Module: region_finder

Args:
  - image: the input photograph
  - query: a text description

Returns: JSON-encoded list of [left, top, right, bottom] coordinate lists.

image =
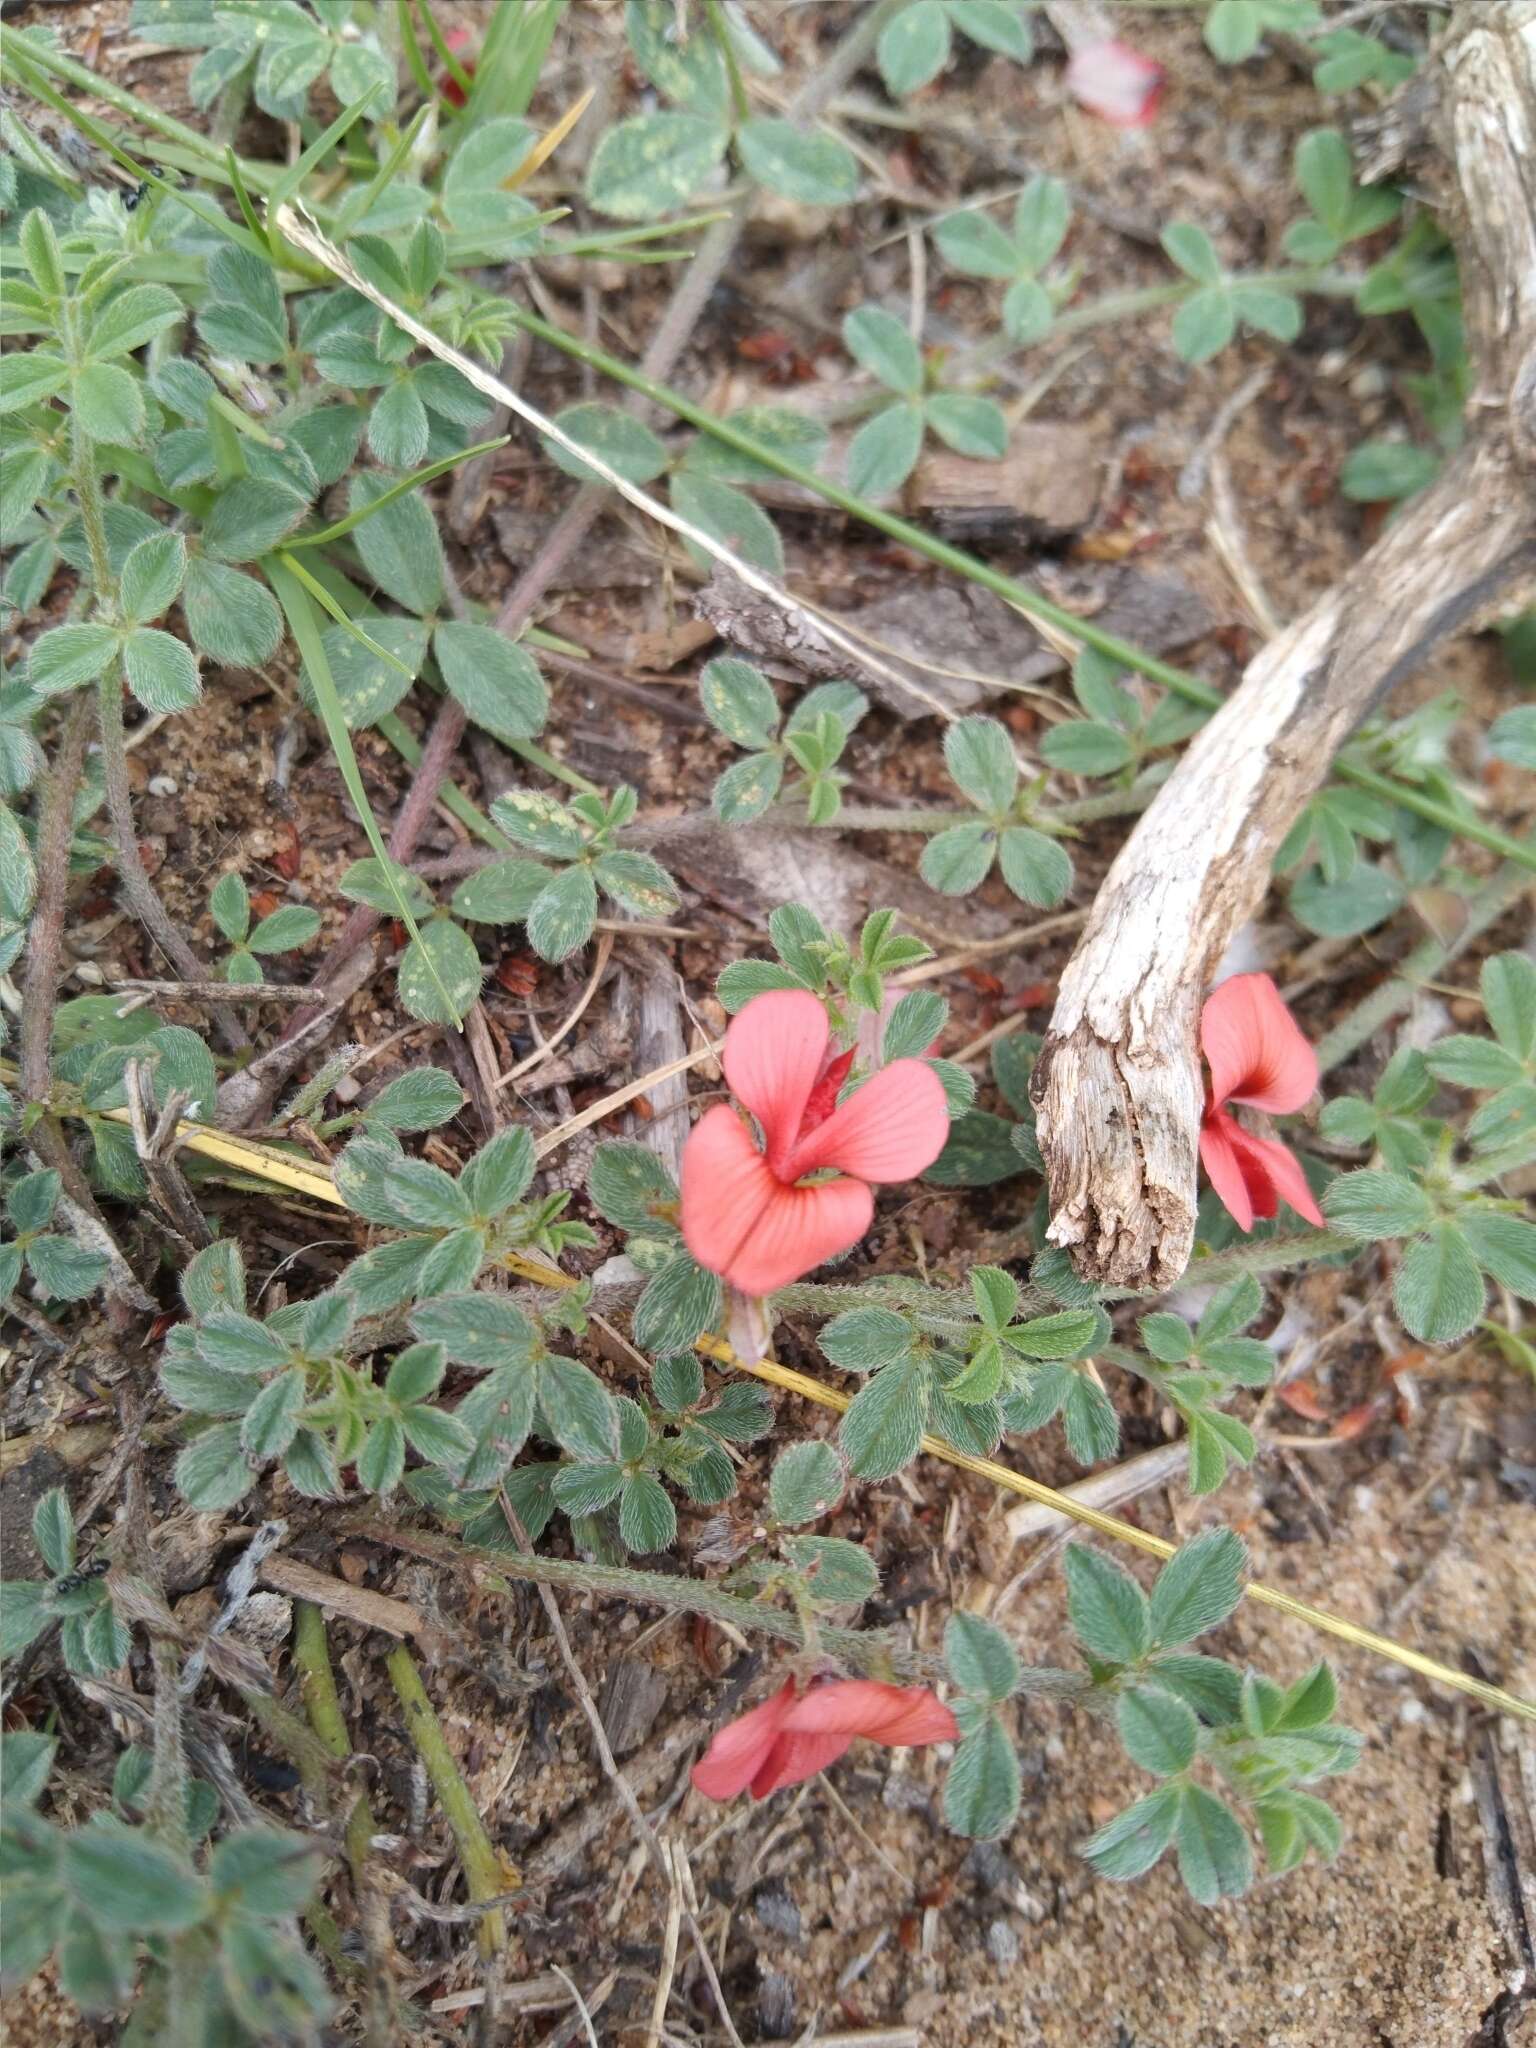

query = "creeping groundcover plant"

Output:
[[2, 0, 1535, 2038]]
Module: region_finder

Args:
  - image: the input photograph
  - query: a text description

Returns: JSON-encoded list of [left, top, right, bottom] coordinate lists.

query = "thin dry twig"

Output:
[[498, 932, 613, 1088], [497, 1495, 747, 2048]]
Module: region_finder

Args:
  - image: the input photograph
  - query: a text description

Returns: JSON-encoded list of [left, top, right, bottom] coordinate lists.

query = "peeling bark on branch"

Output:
[[1033, 2, 1536, 1290]]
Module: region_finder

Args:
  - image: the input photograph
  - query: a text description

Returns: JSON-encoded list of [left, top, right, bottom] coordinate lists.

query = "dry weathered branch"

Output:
[[1034, 1, 1536, 1289]]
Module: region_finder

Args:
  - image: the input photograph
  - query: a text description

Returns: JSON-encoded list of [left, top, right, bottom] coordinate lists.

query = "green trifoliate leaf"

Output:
[[769, 1439, 845, 1526], [397, 917, 483, 1026], [877, 0, 951, 95], [527, 864, 599, 963], [844, 304, 924, 395], [181, 559, 284, 668], [945, 1610, 1020, 1701], [737, 118, 859, 206], [839, 1353, 930, 1480], [943, 1716, 1020, 1840], [671, 472, 784, 576], [542, 401, 670, 486], [27, 624, 118, 695], [1081, 1783, 1181, 1881], [1064, 1543, 1151, 1664], [1393, 1223, 1484, 1343], [1117, 1684, 1199, 1776], [433, 622, 549, 744], [1148, 1527, 1246, 1647], [118, 532, 186, 626], [122, 628, 200, 713], [586, 112, 729, 220], [924, 392, 1007, 460], [998, 826, 1071, 908]]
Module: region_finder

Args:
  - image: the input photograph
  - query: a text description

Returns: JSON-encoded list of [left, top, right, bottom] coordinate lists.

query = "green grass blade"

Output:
[[283, 563, 417, 682], [463, 0, 562, 127], [225, 146, 270, 252], [335, 104, 433, 234], [287, 437, 509, 548], [270, 82, 387, 218], [265, 554, 466, 1026], [412, 0, 474, 99]]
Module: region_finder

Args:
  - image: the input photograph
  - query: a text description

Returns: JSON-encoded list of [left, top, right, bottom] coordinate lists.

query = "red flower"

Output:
[[1065, 41, 1166, 127], [1199, 974, 1324, 1232], [680, 990, 949, 1297], [440, 26, 476, 108], [691, 1677, 957, 1802]]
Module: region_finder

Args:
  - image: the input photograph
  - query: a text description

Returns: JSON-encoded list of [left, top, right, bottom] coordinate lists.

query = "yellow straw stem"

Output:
[[16, 1083, 1529, 1724]]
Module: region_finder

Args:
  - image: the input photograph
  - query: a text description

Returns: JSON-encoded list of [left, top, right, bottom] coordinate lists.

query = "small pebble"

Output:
[[147, 774, 178, 797], [752, 1878, 802, 1943], [966, 1840, 1017, 1893], [1349, 364, 1389, 400], [987, 1918, 1020, 1967], [756, 1969, 795, 2040]]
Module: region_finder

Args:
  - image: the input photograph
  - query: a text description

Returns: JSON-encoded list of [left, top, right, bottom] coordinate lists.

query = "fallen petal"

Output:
[[691, 1680, 798, 1801], [1066, 40, 1165, 127]]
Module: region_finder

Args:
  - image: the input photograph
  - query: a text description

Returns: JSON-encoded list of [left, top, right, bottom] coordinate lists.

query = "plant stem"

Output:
[[358, 1520, 929, 1681], [496, 311, 1536, 877], [69, 421, 248, 1053], [19, 696, 90, 1107], [293, 1601, 378, 1889], [384, 1642, 509, 1958], [961, 267, 1362, 366], [1, 24, 277, 190], [1110, 1229, 1360, 1297], [1315, 859, 1533, 1075]]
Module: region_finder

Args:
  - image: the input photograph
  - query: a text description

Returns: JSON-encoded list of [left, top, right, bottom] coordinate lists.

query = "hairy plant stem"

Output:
[[19, 694, 90, 1105], [384, 1642, 509, 1958], [1314, 860, 1533, 1075], [356, 1519, 932, 1681], [292, 1601, 378, 1890], [68, 423, 248, 1053]]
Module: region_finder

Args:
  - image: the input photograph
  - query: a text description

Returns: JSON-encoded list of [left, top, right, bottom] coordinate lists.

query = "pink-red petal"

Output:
[[721, 990, 830, 1178], [1200, 1110, 1323, 1232], [1235, 1125, 1324, 1228], [690, 1681, 797, 1801], [784, 1059, 950, 1185], [781, 1680, 959, 1747], [1199, 1110, 1259, 1231], [1201, 973, 1318, 1115], [679, 1104, 781, 1283], [719, 1176, 874, 1297], [749, 1730, 853, 1798], [1065, 40, 1165, 127]]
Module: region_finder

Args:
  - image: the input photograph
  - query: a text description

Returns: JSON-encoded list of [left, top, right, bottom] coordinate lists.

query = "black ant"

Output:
[[52, 1558, 111, 1596]]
